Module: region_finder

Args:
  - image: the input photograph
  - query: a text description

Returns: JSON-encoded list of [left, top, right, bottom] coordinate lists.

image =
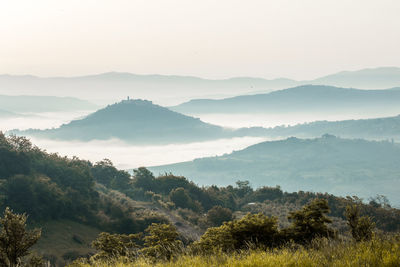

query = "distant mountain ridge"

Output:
[[149, 135, 400, 205], [0, 72, 298, 106], [1, 67, 400, 105], [171, 85, 400, 114]]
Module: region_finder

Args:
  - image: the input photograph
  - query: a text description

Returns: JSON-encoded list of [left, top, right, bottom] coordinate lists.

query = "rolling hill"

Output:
[[171, 85, 400, 114], [149, 135, 400, 205], [11, 99, 234, 143]]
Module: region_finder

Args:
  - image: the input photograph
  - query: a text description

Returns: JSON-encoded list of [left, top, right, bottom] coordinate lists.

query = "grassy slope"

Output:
[[69, 237, 400, 267], [32, 220, 101, 266]]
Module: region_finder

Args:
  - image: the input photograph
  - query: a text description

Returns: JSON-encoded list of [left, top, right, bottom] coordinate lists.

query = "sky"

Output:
[[1, 0, 400, 80]]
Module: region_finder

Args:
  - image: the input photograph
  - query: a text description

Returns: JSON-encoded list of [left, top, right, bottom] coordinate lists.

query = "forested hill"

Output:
[[171, 85, 400, 114], [12, 99, 231, 143], [0, 133, 168, 232], [149, 135, 400, 205]]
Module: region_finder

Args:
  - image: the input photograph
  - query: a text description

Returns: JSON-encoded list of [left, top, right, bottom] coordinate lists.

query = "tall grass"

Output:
[[69, 236, 400, 267]]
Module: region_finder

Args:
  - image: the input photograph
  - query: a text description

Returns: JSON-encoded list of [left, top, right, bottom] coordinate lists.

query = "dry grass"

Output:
[[69, 235, 400, 267]]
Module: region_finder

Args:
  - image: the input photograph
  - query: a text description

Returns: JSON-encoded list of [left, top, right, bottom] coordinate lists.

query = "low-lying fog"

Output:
[[29, 136, 270, 170], [4, 109, 400, 170]]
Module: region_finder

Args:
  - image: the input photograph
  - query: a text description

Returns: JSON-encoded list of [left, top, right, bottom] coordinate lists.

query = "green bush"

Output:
[[0, 207, 42, 267], [193, 213, 279, 253], [286, 199, 335, 244], [91, 232, 141, 260], [140, 223, 183, 261], [345, 204, 375, 241], [206, 206, 233, 227]]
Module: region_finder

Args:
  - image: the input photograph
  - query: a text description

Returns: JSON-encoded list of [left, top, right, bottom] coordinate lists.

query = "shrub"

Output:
[[0, 207, 42, 266], [345, 204, 375, 241], [193, 213, 279, 253], [91, 232, 141, 260], [140, 223, 183, 261], [206, 206, 233, 227], [286, 199, 335, 244]]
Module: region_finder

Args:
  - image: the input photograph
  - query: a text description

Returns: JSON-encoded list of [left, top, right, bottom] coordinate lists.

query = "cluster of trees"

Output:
[[0, 134, 97, 222], [91, 162, 400, 233], [0, 134, 167, 235], [0, 200, 377, 266], [84, 199, 374, 263]]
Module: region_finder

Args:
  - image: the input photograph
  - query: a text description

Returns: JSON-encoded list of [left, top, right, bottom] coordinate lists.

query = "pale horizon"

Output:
[[1, 0, 399, 80]]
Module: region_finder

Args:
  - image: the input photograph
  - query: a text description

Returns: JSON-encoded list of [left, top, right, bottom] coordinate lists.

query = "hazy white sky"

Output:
[[1, 0, 399, 79]]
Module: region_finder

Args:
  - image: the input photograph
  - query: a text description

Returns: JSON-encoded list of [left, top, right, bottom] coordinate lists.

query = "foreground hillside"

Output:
[[149, 135, 400, 205], [1, 133, 399, 265], [0, 134, 170, 265]]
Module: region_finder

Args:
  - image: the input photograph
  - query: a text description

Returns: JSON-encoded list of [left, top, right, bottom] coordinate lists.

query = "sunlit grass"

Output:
[[69, 236, 400, 267]]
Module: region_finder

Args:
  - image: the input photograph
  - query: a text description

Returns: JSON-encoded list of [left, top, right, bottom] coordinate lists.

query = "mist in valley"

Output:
[[28, 136, 270, 170]]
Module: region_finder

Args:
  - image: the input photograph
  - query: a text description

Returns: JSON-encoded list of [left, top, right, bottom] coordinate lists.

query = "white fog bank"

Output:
[[29, 136, 271, 170]]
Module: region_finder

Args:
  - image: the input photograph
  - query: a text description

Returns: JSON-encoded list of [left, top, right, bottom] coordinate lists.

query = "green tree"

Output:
[[0, 207, 41, 267], [91, 232, 141, 260], [140, 223, 182, 261], [206, 206, 233, 226], [131, 167, 155, 191], [235, 180, 253, 198], [91, 159, 131, 190], [287, 199, 335, 244], [169, 187, 202, 211], [345, 205, 375, 242], [169, 187, 190, 208]]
